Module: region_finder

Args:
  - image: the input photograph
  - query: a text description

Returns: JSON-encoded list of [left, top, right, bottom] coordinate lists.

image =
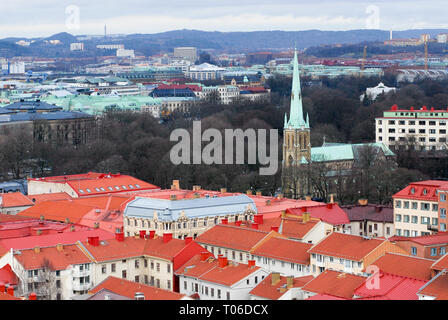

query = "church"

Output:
[[281, 50, 396, 200]]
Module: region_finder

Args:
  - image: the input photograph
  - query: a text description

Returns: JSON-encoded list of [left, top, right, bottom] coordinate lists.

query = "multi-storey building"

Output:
[[392, 180, 443, 236], [376, 105, 448, 151]]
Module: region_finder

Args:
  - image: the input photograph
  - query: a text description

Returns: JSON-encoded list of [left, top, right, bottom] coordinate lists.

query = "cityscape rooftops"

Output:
[[368, 253, 434, 281], [417, 270, 448, 300], [0, 192, 34, 208], [286, 203, 350, 226], [392, 180, 446, 201], [249, 274, 314, 300], [250, 237, 312, 265], [341, 204, 393, 223]]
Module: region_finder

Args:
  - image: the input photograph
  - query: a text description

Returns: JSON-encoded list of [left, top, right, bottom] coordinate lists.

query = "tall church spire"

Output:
[[285, 49, 308, 129]]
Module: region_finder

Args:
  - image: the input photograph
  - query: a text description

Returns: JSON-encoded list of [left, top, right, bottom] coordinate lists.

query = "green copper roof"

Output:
[[284, 50, 309, 130], [310, 142, 395, 162]]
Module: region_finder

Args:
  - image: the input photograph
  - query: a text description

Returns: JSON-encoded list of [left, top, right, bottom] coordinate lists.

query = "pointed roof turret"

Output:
[[284, 49, 308, 129]]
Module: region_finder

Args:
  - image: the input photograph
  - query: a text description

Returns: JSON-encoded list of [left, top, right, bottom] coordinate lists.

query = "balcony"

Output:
[[72, 268, 90, 278], [72, 281, 92, 292]]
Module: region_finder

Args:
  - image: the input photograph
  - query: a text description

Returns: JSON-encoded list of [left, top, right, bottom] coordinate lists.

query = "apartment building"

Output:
[[376, 105, 448, 151], [392, 180, 443, 237], [123, 194, 257, 239], [308, 232, 407, 276], [199, 85, 240, 104], [175, 253, 269, 300]]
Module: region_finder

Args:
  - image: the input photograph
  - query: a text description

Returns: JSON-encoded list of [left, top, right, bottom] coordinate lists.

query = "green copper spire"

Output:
[[285, 49, 308, 129]]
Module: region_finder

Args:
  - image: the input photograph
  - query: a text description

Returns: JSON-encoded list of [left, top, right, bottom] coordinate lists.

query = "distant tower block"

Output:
[[390, 30, 393, 40], [104, 24, 107, 38]]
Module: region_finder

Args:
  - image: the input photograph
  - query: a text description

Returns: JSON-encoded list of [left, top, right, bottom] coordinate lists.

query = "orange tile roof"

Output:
[[309, 232, 385, 261], [19, 201, 94, 224], [0, 214, 35, 223], [250, 237, 312, 265], [432, 254, 448, 271], [89, 276, 185, 300], [280, 217, 319, 239], [26, 192, 72, 204], [249, 274, 314, 300], [228, 217, 282, 233], [0, 192, 34, 208], [369, 253, 434, 281], [418, 271, 448, 300], [0, 292, 22, 300], [195, 225, 270, 252], [176, 254, 262, 287], [301, 270, 366, 299], [14, 244, 91, 270]]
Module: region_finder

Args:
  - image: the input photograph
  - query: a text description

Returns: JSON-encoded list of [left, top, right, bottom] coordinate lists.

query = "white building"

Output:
[[376, 105, 448, 151], [96, 44, 125, 50], [70, 43, 84, 51], [176, 253, 269, 300], [173, 47, 198, 63], [360, 82, 396, 101], [199, 85, 240, 104], [185, 63, 227, 81], [437, 34, 448, 43], [116, 49, 135, 58]]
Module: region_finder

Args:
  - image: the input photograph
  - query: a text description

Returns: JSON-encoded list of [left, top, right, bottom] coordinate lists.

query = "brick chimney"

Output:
[[358, 199, 368, 206], [139, 230, 146, 239], [56, 244, 64, 252], [252, 223, 259, 230], [0, 282, 5, 293], [220, 188, 227, 194], [115, 232, 124, 241], [305, 195, 311, 201], [163, 233, 172, 243], [246, 190, 252, 196], [88, 236, 100, 246], [221, 218, 228, 225], [149, 230, 156, 239], [271, 272, 280, 286], [253, 214, 264, 225], [171, 180, 180, 190], [170, 194, 177, 201], [34, 247, 40, 253], [6, 286, 14, 296], [302, 212, 310, 223], [200, 252, 210, 261], [256, 191, 262, 196], [218, 256, 228, 268], [248, 260, 255, 268], [29, 292, 37, 300], [286, 276, 294, 289]]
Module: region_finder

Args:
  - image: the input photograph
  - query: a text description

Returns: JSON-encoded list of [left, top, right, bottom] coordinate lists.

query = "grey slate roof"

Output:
[[124, 194, 257, 221]]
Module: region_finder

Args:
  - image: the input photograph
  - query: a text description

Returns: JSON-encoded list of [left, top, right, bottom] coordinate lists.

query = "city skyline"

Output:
[[1, 0, 447, 38]]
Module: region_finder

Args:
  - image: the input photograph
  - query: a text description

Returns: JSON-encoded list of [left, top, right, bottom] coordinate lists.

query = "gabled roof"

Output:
[[195, 225, 270, 252], [431, 253, 448, 271], [250, 237, 312, 265], [341, 204, 393, 223], [279, 217, 320, 239], [19, 201, 95, 224], [308, 232, 385, 261], [417, 270, 448, 300], [0, 192, 34, 208], [249, 274, 313, 300], [26, 192, 72, 204], [286, 203, 350, 226], [89, 276, 186, 300], [0, 264, 18, 286], [392, 180, 445, 201], [368, 253, 434, 281], [175, 254, 261, 287], [14, 244, 91, 270], [301, 270, 366, 299]]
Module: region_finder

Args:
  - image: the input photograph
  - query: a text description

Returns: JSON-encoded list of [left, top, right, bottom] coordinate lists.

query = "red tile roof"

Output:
[[249, 274, 313, 300], [175, 254, 262, 287], [280, 217, 319, 240], [0, 214, 35, 223], [431, 253, 448, 271], [286, 203, 350, 225], [353, 272, 427, 300], [309, 232, 385, 261], [195, 225, 271, 252], [26, 192, 72, 204], [250, 237, 312, 265], [14, 244, 91, 270], [369, 253, 434, 280], [89, 276, 186, 300], [392, 180, 446, 201], [402, 232, 448, 246], [301, 270, 366, 299], [0, 192, 33, 208], [19, 201, 95, 224], [0, 292, 22, 300], [306, 293, 348, 300], [0, 264, 18, 286], [417, 271, 448, 300]]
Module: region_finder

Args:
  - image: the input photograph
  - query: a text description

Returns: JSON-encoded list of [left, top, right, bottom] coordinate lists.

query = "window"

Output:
[[135, 260, 140, 269], [404, 201, 410, 209], [411, 216, 418, 224], [156, 279, 160, 288], [226, 292, 230, 300], [156, 263, 160, 272], [431, 248, 438, 256], [441, 223, 447, 232], [441, 194, 447, 202], [421, 203, 430, 211], [184, 281, 187, 291], [111, 263, 116, 272], [433, 204, 438, 211], [396, 229, 402, 236], [167, 264, 171, 273], [135, 275, 139, 283], [395, 214, 402, 222], [404, 230, 410, 237], [167, 280, 171, 290], [441, 247, 446, 255], [411, 247, 417, 255], [432, 218, 439, 226], [421, 217, 430, 225], [122, 270, 127, 279], [395, 200, 401, 208], [403, 215, 410, 223], [101, 265, 106, 274], [412, 202, 418, 210]]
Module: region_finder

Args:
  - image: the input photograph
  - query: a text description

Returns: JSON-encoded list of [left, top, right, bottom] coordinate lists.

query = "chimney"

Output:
[[29, 292, 37, 300], [277, 193, 283, 199], [246, 190, 252, 196], [200, 252, 210, 261], [70, 225, 75, 232], [220, 188, 227, 194], [56, 244, 64, 252], [193, 192, 200, 199], [271, 272, 280, 286], [134, 292, 145, 300], [172, 180, 180, 190], [185, 236, 193, 245], [301, 207, 307, 212], [235, 221, 242, 227], [221, 218, 228, 225], [252, 222, 259, 230], [139, 230, 146, 239], [248, 260, 255, 268], [253, 214, 264, 225], [193, 185, 201, 191], [326, 203, 333, 209], [115, 232, 124, 241], [34, 247, 40, 254], [149, 230, 156, 239], [266, 199, 271, 206], [271, 226, 279, 232], [170, 194, 177, 201], [163, 233, 172, 243], [375, 206, 382, 213], [0, 282, 5, 293], [286, 276, 294, 289], [305, 195, 311, 201], [218, 256, 228, 268], [256, 191, 262, 196], [330, 194, 335, 204], [6, 286, 14, 296], [358, 199, 368, 206], [302, 212, 310, 223], [88, 236, 100, 246]]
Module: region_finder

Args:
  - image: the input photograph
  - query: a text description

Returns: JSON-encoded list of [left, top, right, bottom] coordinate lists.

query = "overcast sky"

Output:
[[1, 0, 447, 38]]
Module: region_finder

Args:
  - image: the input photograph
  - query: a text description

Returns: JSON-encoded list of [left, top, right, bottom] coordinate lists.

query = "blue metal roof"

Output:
[[124, 194, 257, 221]]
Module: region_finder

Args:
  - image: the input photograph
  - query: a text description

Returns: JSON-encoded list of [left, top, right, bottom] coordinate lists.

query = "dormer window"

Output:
[[410, 187, 415, 194], [423, 189, 427, 195]]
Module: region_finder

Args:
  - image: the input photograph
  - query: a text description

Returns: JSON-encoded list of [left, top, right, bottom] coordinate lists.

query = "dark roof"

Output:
[[341, 204, 393, 223], [0, 110, 93, 123], [150, 88, 196, 97], [4, 100, 62, 111]]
